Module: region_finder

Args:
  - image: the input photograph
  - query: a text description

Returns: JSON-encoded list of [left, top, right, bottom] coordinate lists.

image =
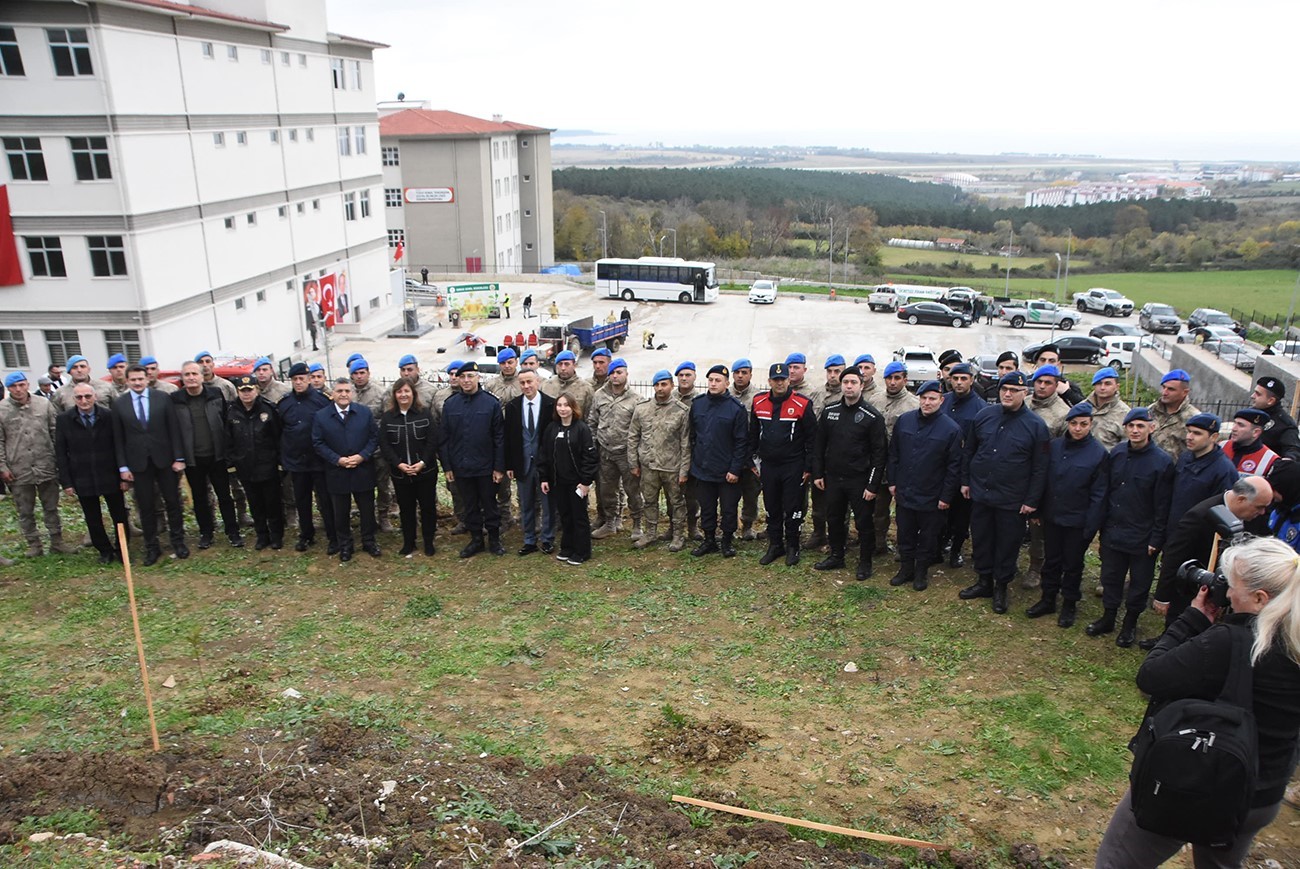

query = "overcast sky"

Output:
[[326, 0, 1297, 163]]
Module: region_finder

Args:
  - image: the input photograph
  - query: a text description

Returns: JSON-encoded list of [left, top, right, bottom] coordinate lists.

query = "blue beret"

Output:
[[652, 369, 673, 384], [883, 361, 907, 378], [399, 354, 418, 367], [1033, 364, 1061, 381], [1092, 367, 1119, 384], [675, 361, 695, 375], [824, 354, 846, 368], [1066, 401, 1094, 420], [192, 351, 212, 363], [1123, 407, 1152, 424], [520, 349, 538, 361], [4, 371, 27, 387], [590, 347, 611, 359], [1235, 408, 1270, 426], [732, 358, 752, 372], [106, 353, 126, 368], [347, 358, 368, 374], [608, 358, 627, 373], [853, 353, 875, 366], [949, 362, 973, 376], [1161, 369, 1190, 384], [447, 359, 465, 373], [346, 353, 364, 366], [999, 371, 1029, 388], [916, 380, 942, 396], [785, 352, 806, 366], [308, 362, 324, 373], [1186, 412, 1220, 432], [66, 355, 88, 368], [495, 348, 517, 364], [254, 356, 273, 370], [555, 350, 576, 363], [139, 356, 157, 366]]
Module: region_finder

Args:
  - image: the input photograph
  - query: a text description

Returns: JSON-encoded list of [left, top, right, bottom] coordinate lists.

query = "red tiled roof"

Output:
[[113, 0, 288, 31], [327, 31, 389, 49], [379, 109, 548, 138]]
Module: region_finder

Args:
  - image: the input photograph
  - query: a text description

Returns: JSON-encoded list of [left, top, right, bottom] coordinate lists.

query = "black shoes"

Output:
[[97, 551, 114, 565], [517, 543, 539, 556], [294, 537, 313, 552], [488, 538, 506, 556], [1026, 595, 1057, 619], [255, 536, 270, 551], [1116, 609, 1141, 648], [785, 546, 801, 567], [958, 578, 993, 599], [813, 553, 845, 571], [197, 535, 213, 550], [948, 548, 964, 568], [758, 543, 785, 566], [363, 543, 382, 558], [339, 548, 353, 563], [143, 547, 162, 566], [540, 542, 554, 554], [228, 534, 244, 548], [1058, 600, 1078, 628], [691, 537, 719, 557], [889, 562, 914, 587], [326, 541, 341, 556], [460, 537, 485, 559], [991, 584, 1008, 614], [270, 539, 283, 550], [424, 542, 436, 556], [1086, 608, 1117, 637], [399, 544, 416, 557], [855, 559, 873, 581], [912, 566, 929, 592], [1137, 636, 1158, 651], [720, 534, 736, 558], [174, 544, 190, 560]]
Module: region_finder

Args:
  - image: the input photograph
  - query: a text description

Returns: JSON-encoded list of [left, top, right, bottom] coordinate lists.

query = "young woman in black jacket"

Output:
[[378, 378, 440, 556], [1095, 535, 1300, 867], [538, 394, 599, 565]]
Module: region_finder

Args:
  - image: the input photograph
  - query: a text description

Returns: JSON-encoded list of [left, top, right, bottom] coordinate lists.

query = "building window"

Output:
[[524, 208, 532, 217], [201, 41, 213, 59], [255, 289, 266, 303], [298, 53, 307, 67], [287, 128, 297, 143], [384, 188, 403, 208], [48, 28, 93, 77], [69, 136, 111, 180], [350, 59, 362, 89], [24, 237, 66, 278], [234, 297, 245, 311], [493, 141, 499, 161], [360, 190, 371, 218], [496, 216, 502, 234], [337, 126, 351, 156], [260, 48, 271, 64], [0, 330, 29, 368], [103, 330, 140, 361], [269, 129, 279, 144], [236, 130, 247, 146], [523, 174, 531, 182], [226, 44, 238, 61], [295, 202, 305, 215], [87, 235, 127, 277], [285, 280, 294, 292], [3, 137, 47, 181], [520, 139, 528, 148], [331, 57, 344, 89], [525, 242, 533, 251], [0, 27, 25, 76], [505, 213, 511, 231], [277, 205, 287, 218], [223, 216, 235, 230], [494, 180, 500, 198], [343, 192, 356, 221], [504, 177, 511, 196], [387, 229, 404, 248], [246, 212, 256, 225], [280, 50, 289, 66], [305, 127, 314, 142], [354, 125, 366, 154], [44, 330, 80, 366], [213, 132, 225, 146], [369, 296, 380, 310], [381, 146, 399, 166], [312, 199, 320, 211]]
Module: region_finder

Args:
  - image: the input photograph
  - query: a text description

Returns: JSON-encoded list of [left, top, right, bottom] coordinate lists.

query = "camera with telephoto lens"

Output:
[[1176, 560, 1230, 609]]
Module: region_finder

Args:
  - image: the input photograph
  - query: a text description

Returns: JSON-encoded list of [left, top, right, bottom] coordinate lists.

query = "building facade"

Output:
[[0, 0, 387, 375], [377, 107, 554, 275]]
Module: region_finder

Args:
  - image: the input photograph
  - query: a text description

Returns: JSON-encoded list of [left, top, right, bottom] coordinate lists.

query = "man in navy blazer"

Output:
[[112, 365, 189, 566], [312, 377, 380, 561]]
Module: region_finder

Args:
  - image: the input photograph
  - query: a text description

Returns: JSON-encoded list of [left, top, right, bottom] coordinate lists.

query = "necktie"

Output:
[[527, 399, 535, 435], [82, 413, 93, 428], [135, 393, 146, 424]]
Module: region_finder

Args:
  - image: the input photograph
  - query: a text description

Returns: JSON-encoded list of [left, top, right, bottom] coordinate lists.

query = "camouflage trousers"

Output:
[[597, 451, 643, 528], [639, 470, 684, 539], [12, 478, 63, 542]]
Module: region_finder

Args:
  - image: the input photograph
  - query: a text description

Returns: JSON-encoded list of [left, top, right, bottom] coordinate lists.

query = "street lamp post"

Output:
[[828, 216, 834, 290], [666, 228, 677, 258], [659, 235, 667, 256], [598, 210, 608, 259], [1051, 252, 1063, 341], [1003, 225, 1014, 296]]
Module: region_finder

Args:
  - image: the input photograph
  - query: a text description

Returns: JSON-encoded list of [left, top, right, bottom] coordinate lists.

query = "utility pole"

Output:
[[1003, 224, 1014, 296], [598, 210, 608, 259], [828, 216, 834, 290]]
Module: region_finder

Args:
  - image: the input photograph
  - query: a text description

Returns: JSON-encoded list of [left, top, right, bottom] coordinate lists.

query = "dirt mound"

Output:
[[645, 714, 763, 767]]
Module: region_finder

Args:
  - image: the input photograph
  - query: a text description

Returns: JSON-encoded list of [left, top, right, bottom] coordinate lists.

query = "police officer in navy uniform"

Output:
[[958, 370, 1051, 613], [940, 362, 984, 566], [811, 367, 887, 580], [1252, 376, 1300, 460], [688, 364, 749, 558], [749, 362, 816, 567], [1166, 412, 1239, 532], [888, 380, 962, 591]]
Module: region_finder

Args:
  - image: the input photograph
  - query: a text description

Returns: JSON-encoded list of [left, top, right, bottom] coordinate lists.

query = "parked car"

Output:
[[1073, 287, 1134, 317], [1139, 302, 1181, 334], [747, 279, 778, 304], [999, 298, 1076, 330], [896, 301, 972, 328], [1268, 339, 1300, 358], [1021, 335, 1107, 365], [1202, 341, 1258, 372], [1097, 335, 1157, 370], [967, 354, 1004, 395], [892, 345, 940, 386], [1089, 323, 1145, 340], [1187, 308, 1238, 330], [1177, 326, 1244, 345]]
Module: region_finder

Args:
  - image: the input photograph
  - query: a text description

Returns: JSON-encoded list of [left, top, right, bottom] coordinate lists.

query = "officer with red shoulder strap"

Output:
[[1222, 408, 1280, 476], [749, 362, 816, 567]]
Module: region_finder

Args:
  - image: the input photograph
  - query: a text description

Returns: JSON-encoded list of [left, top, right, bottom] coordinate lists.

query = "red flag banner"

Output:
[[393, 241, 404, 262], [0, 185, 24, 287], [319, 272, 337, 329]]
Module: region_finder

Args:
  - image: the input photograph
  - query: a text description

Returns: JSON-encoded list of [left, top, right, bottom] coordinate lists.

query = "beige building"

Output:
[[377, 106, 554, 274]]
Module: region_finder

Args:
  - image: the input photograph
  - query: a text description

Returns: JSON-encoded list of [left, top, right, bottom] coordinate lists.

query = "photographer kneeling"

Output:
[[1096, 535, 1300, 868]]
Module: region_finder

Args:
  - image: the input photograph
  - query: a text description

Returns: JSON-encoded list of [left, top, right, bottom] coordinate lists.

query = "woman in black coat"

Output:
[[538, 394, 599, 565], [378, 377, 440, 556]]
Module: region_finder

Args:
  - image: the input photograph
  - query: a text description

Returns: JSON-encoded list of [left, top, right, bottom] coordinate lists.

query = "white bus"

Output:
[[595, 257, 719, 303]]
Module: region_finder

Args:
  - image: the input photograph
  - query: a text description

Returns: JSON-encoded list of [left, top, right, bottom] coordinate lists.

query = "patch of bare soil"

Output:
[[645, 714, 762, 768]]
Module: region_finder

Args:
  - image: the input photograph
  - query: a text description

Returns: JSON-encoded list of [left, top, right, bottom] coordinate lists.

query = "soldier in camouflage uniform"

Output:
[[0, 372, 75, 557], [729, 359, 761, 539], [53, 354, 114, 412], [1023, 365, 1071, 589], [588, 348, 611, 393], [1147, 369, 1199, 462], [590, 358, 645, 541], [398, 353, 440, 414], [542, 350, 596, 418], [254, 357, 290, 405], [142, 356, 178, 394], [106, 353, 130, 399], [349, 357, 395, 533], [629, 369, 691, 551], [856, 353, 882, 410], [309, 362, 332, 398], [196, 351, 237, 402], [672, 361, 701, 539], [1083, 367, 1130, 450], [873, 361, 920, 555]]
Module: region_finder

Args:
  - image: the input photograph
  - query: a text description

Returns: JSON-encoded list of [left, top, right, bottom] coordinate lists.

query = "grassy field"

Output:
[[876, 245, 1095, 272]]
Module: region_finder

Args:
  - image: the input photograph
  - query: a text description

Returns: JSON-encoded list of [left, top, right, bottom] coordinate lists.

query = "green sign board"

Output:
[[447, 283, 500, 294]]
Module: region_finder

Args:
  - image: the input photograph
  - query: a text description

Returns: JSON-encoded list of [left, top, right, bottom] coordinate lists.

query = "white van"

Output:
[[1099, 334, 1157, 370]]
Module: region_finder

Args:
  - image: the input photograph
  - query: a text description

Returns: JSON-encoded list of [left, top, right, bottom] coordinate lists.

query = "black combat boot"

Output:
[[912, 563, 929, 591], [958, 576, 994, 599], [459, 535, 485, 559], [1057, 599, 1077, 629], [1026, 593, 1057, 619], [720, 533, 736, 558], [889, 560, 915, 587], [1116, 608, 1142, 648], [992, 583, 1009, 614], [1086, 608, 1117, 637], [758, 541, 785, 566], [814, 550, 845, 571], [947, 542, 965, 568], [785, 535, 801, 567], [691, 536, 719, 557]]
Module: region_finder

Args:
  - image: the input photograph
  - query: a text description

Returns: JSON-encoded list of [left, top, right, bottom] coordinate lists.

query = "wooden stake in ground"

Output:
[[671, 795, 948, 851], [117, 523, 161, 751]]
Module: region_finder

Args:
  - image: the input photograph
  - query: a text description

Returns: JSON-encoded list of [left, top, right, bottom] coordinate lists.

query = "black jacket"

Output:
[[277, 387, 331, 473], [812, 398, 887, 491], [941, 388, 984, 440], [171, 386, 229, 463], [440, 387, 505, 477], [225, 396, 282, 482], [1138, 609, 1300, 807], [1152, 494, 1225, 605], [112, 388, 185, 473], [378, 406, 439, 479], [1101, 439, 1175, 554], [504, 393, 556, 476], [1262, 404, 1300, 461], [311, 403, 378, 495], [689, 391, 748, 482], [749, 390, 816, 470], [1041, 433, 1108, 535], [55, 406, 120, 496], [887, 408, 962, 510], [537, 419, 598, 486], [962, 402, 1050, 510], [1169, 446, 1238, 532]]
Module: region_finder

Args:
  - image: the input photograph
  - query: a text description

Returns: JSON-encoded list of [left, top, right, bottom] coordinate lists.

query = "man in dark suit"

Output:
[[113, 364, 189, 565], [56, 382, 130, 564], [311, 377, 380, 562], [504, 369, 556, 555]]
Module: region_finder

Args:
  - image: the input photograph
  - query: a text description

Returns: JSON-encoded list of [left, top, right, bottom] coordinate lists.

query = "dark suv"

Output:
[[1139, 302, 1181, 334], [1187, 308, 1238, 330]]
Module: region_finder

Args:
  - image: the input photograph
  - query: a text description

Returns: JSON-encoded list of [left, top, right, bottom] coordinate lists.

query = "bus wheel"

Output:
[[621, 289, 634, 301], [679, 292, 692, 304]]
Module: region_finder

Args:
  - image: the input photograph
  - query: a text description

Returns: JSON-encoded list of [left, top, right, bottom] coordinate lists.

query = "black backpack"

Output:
[[1128, 624, 1259, 848]]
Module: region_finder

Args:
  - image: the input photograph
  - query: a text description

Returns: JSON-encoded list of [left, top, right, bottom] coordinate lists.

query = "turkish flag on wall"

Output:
[[319, 272, 337, 329], [0, 185, 23, 287], [393, 241, 404, 262]]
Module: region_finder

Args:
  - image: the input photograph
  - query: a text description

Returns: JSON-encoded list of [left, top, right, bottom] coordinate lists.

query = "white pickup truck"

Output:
[[867, 284, 946, 312], [1073, 287, 1134, 317], [1000, 299, 1077, 330]]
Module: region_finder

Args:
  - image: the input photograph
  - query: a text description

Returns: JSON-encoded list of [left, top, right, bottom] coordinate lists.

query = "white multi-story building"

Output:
[[0, 0, 387, 375]]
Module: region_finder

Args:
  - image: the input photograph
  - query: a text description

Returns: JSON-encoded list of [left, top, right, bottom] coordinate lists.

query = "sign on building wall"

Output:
[[404, 187, 455, 204]]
